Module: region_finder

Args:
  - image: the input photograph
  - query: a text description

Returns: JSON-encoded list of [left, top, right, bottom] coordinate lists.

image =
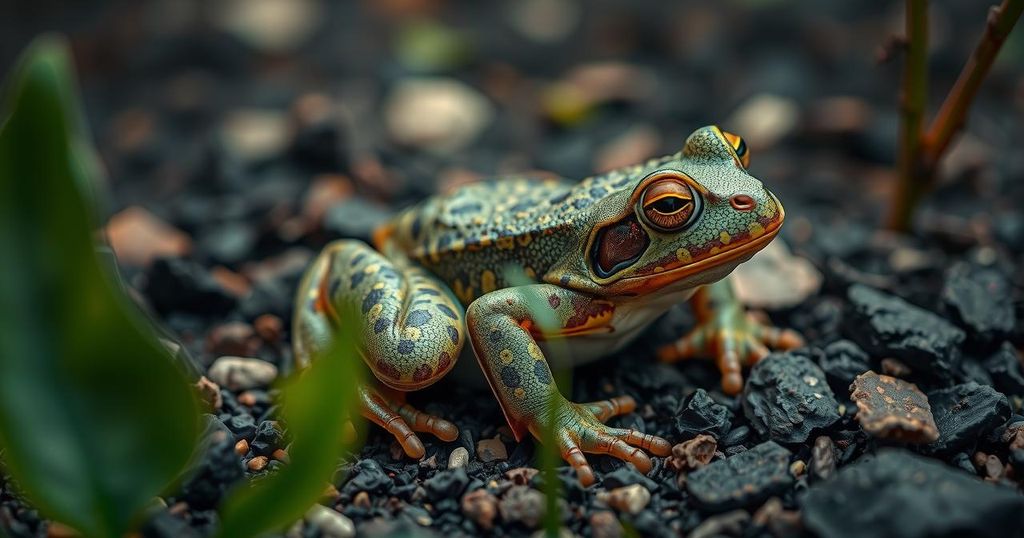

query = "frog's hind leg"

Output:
[[293, 239, 465, 458]]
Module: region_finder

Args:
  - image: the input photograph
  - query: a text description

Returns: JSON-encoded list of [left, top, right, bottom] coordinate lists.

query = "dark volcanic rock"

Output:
[[179, 417, 245, 510], [343, 459, 392, 496], [802, 449, 1024, 538], [941, 262, 1015, 347], [674, 389, 733, 440], [818, 339, 871, 393], [845, 284, 964, 375], [144, 257, 237, 316], [983, 342, 1024, 397], [924, 382, 1011, 455], [849, 371, 938, 443], [423, 467, 470, 501], [686, 441, 793, 512], [742, 350, 840, 443]]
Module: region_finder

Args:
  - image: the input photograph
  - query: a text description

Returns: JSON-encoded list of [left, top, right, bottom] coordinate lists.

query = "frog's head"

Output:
[[583, 125, 783, 296]]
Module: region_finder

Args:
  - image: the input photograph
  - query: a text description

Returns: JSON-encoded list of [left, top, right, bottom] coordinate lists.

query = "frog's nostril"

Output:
[[729, 194, 756, 211]]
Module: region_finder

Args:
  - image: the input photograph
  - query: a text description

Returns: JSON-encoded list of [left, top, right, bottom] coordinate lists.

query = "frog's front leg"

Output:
[[294, 240, 462, 458], [467, 285, 671, 486], [657, 279, 803, 394]]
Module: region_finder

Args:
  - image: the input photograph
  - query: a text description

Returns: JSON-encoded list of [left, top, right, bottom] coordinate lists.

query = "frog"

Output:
[[293, 125, 802, 485]]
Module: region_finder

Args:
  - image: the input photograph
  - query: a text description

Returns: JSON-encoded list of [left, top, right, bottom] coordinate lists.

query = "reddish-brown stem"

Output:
[[922, 0, 1023, 164]]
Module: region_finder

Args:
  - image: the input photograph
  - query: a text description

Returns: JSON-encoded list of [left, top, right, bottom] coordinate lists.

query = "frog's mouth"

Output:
[[613, 194, 784, 295]]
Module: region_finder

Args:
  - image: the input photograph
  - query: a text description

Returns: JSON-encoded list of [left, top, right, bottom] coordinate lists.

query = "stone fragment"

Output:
[[106, 206, 191, 267], [674, 389, 732, 439], [732, 239, 823, 309], [599, 484, 650, 515], [423, 467, 469, 501], [845, 284, 964, 375], [686, 441, 793, 512], [743, 351, 840, 443], [305, 504, 355, 538], [667, 434, 717, 473], [924, 382, 1011, 455], [384, 78, 493, 153], [207, 357, 278, 391], [589, 510, 624, 538], [447, 446, 469, 469], [983, 342, 1024, 397], [942, 262, 1015, 346], [849, 371, 938, 443], [461, 488, 498, 531], [498, 486, 545, 529], [802, 449, 1024, 538], [476, 436, 508, 462], [818, 340, 872, 394], [810, 436, 836, 482]]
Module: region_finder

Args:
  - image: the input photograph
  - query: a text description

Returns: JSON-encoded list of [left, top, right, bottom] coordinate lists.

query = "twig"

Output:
[[888, 0, 929, 231], [922, 0, 1024, 164], [886, 0, 1023, 231]]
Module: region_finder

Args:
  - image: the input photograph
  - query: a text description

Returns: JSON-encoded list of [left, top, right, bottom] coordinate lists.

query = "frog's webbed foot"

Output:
[[657, 311, 803, 395], [545, 395, 672, 487], [360, 385, 459, 459]]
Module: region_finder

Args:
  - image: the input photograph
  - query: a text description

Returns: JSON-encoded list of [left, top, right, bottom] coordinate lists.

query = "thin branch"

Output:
[[888, 0, 929, 231], [923, 0, 1023, 165]]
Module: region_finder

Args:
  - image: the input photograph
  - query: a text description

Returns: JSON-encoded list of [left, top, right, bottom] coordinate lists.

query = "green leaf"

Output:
[[216, 310, 362, 538], [0, 36, 201, 537]]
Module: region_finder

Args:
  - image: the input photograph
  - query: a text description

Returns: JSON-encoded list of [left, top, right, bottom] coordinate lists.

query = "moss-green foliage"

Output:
[[0, 36, 201, 537], [216, 313, 362, 538]]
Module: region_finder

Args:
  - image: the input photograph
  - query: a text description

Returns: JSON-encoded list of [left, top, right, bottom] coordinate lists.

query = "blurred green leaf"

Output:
[[0, 36, 202, 537], [216, 309, 362, 538]]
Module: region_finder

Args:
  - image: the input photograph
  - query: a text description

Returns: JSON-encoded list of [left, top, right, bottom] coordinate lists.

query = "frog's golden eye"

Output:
[[638, 179, 700, 232], [721, 131, 750, 168]]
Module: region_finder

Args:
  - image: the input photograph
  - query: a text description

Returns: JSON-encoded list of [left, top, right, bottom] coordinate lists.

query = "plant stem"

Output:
[[888, 0, 929, 232], [922, 0, 1023, 164]]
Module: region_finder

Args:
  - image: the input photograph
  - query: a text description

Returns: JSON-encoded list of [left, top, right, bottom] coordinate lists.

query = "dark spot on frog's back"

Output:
[[589, 187, 607, 199], [418, 288, 441, 296], [501, 366, 521, 388], [374, 317, 390, 334], [436, 304, 458, 319], [534, 362, 552, 385], [410, 214, 422, 238], [350, 271, 365, 289], [548, 294, 561, 309], [398, 339, 415, 354], [361, 288, 384, 313], [350, 253, 366, 266], [509, 200, 533, 213], [573, 198, 593, 209], [489, 330, 503, 343], [413, 364, 433, 382], [406, 310, 432, 327], [447, 326, 460, 345]]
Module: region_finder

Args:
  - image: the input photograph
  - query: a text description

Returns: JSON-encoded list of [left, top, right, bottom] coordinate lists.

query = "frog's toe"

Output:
[[753, 322, 804, 350], [394, 401, 460, 442], [655, 325, 707, 364], [581, 395, 636, 422]]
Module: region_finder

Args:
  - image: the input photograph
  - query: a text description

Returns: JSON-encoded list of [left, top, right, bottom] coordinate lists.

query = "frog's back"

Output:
[[380, 155, 680, 304]]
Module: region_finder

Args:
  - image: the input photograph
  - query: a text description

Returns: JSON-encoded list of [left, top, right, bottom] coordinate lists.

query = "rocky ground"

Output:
[[3, 0, 1024, 537]]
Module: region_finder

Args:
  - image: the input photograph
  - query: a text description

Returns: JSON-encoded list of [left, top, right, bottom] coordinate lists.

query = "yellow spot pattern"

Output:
[[500, 349, 514, 364], [481, 270, 497, 293], [719, 231, 732, 245]]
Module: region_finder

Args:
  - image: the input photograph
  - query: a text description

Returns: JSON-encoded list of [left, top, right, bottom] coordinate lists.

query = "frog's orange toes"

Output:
[[715, 333, 744, 396], [560, 436, 596, 487], [394, 402, 459, 442], [754, 324, 804, 350], [582, 395, 636, 422], [656, 326, 707, 363], [360, 388, 426, 458], [607, 427, 672, 457]]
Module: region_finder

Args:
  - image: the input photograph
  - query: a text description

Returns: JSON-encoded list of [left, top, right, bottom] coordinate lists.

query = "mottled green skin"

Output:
[[293, 126, 793, 480]]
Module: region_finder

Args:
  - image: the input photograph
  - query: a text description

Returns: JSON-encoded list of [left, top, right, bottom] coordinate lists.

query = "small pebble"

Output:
[[305, 504, 355, 538], [448, 446, 469, 469], [668, 434, 717, 472], [849, 371, 938, 443], [234, 439, 249, 456], [589, 510, 624, 538], [600, 484, 650, 515], [247, 456, 269, 471], [461, 488, 498, 530], [207, 356, 278, 391], [504, 467, 539, 486], [477, 436, 508, 462]]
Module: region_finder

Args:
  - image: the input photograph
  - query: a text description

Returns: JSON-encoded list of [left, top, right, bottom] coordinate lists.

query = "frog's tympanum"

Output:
[[293, 126, 802, 485]]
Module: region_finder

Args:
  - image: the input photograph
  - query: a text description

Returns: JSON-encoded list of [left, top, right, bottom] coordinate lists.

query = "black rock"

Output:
[[942, 262, 1015, 348], [686, 441, 793, 512], [674, 389, 733, 440], [802, 449, 1024, 538], [818, 339, 872, 393], [196, 222, 258, 266], [343, 459, 393, 496], [742, 350, 840, 443], [141, 509, 201, 538], [225, 414, 256, 440], [924, 382, 1011, 455], [845, 284, 964, 376], [144, 257, 237, 316], [983, 342, 1024, 397], [179, 416, 246, 510], [250, 420, 283, 456], [422, 468, 469, 501], [719, 425, 751, 447], [601, 463, 659, 492]]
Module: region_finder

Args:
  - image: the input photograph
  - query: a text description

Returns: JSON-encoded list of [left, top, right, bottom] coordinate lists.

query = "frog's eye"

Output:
[[639, 179, 700, 232], [721, 131, 750, 168]]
